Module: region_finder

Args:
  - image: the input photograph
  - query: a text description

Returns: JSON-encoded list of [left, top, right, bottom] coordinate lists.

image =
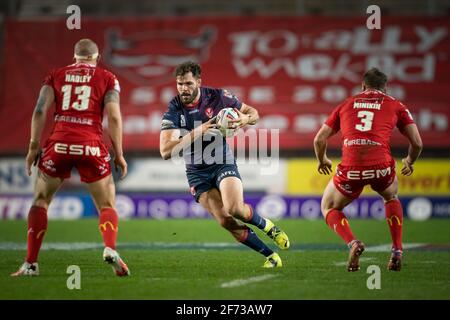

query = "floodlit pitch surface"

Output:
[[0, 219, 449, 299]]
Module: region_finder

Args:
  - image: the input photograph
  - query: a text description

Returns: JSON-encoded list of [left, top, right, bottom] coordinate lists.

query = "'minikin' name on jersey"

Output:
[[353, 102, 381, 110]]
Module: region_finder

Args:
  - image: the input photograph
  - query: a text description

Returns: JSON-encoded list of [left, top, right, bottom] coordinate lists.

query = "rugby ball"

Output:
[[216, 108, 239, 137]]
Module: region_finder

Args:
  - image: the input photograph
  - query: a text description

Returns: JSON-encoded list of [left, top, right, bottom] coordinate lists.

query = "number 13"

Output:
[[61, 85, 91, 111]]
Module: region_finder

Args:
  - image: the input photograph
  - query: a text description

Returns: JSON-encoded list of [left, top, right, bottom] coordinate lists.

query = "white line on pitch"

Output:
[[333, 257, 376, 267], [220, 274, 278, 288], [365, 243, 426, 252]]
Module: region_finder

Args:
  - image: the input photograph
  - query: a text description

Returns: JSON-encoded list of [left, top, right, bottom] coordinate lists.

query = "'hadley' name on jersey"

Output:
[[65, 74, 92, 83]]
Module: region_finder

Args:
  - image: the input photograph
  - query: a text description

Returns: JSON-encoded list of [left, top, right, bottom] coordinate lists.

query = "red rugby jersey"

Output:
[[325, 89, 415, 166], [43, 62, 120, 141]]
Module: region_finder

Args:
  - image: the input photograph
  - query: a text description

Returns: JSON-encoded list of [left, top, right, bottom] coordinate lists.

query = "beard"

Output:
[[180, 87, 199, 105]]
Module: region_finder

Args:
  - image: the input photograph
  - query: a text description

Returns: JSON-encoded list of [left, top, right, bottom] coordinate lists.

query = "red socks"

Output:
[[99, 208, 119, 249], [325, 200, 403, 251], [385, 199, 403, 251], [26, 206, 48, 263], [26, 206, 119, 263], [325, 209, 356, 244]]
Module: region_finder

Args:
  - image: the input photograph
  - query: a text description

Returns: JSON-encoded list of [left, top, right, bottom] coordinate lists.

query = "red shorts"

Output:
[[38, 139, 112, 183], [333, 160, 396, 199]]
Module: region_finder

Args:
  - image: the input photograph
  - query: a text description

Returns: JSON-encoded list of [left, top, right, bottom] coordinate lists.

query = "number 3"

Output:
[[355, 111, 374, 132]]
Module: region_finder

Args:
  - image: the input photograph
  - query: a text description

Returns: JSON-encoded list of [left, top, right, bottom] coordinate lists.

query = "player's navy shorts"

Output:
[[333, 159, 396, 199], [186, 163, 242, 202], [38, 139, 112, 183]]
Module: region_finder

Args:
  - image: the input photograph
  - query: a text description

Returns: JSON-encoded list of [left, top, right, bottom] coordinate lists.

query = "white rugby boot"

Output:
[[103, 247, 130, 277]]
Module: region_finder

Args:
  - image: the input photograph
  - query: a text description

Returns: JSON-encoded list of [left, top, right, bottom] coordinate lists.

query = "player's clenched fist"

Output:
[[114, 155, 128, 179], [401, 158, 414, 176], [25, 141, 40, 176], [317, 158, 333, 175]]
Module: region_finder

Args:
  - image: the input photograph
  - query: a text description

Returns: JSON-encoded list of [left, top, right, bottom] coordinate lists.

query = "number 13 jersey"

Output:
[[325, 89, 415, 166], [43, 62, 120, 142]]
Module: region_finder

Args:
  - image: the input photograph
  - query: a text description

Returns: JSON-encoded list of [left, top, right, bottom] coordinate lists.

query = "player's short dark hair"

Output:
[[174, 61, 201, 78], [363, 67, 387, 90], [74, 38, 99, 56]]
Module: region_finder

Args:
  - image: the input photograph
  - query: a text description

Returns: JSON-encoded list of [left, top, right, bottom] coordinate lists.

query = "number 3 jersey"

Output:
[[43, 63, 120, 142], [325, 89, 415, 166]]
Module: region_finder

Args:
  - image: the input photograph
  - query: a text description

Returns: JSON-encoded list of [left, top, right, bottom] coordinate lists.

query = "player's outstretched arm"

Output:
[[26, 85, 54, 176], [160, 118, 217, 160], [104, 90, 127, 179], [399, 123, 423, 176], [313, 124, 336, 175], [229, 103, 259, 129]]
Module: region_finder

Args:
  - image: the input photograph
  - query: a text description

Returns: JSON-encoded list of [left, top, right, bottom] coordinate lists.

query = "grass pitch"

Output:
[[0, 219, 449, 300]]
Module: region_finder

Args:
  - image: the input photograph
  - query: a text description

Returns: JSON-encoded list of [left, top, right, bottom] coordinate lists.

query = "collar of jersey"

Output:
[[71, 62, 96, 67], [363, 88, 384, 94]]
